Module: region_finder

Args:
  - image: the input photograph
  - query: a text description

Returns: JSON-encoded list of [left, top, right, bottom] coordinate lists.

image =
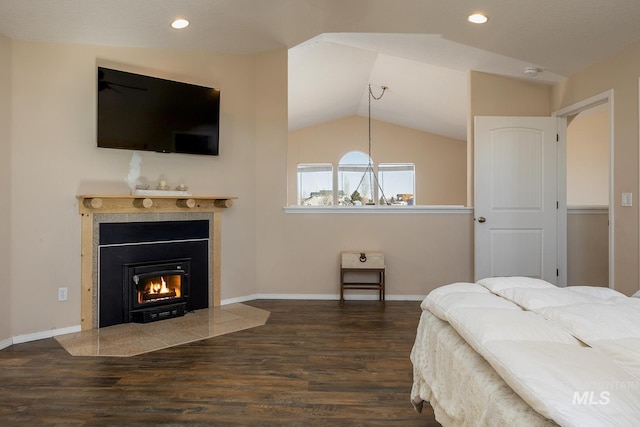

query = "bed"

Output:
[[410, 277, 640, 426]]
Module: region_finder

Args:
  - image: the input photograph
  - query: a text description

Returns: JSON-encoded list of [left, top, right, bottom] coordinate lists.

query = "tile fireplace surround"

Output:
[[77, 191, 237, 331]]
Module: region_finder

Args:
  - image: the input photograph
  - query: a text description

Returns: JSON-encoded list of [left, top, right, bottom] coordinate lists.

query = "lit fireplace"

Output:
[[98, 220, 209, 328], [126, 259, 191, 323], [136, 274, 181, 303]]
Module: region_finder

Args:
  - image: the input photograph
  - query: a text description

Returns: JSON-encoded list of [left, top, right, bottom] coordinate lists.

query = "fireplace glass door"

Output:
[[126, 259, 190, 323], [134, 271, 183, 306]]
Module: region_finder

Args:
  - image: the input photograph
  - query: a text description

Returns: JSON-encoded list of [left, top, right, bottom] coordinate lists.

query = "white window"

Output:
[[297, 155, 416, 207], [338, 151, 375, 205], [379, 163, 416, 205], [297, 164, 333, 205]]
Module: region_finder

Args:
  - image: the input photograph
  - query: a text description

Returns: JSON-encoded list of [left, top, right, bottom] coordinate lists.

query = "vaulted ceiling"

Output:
[[2, 0, 640, 140], [287, 33, 564, 139]]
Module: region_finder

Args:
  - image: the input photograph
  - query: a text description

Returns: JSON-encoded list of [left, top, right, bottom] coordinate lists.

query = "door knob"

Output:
[[477, 216, 486, 223]]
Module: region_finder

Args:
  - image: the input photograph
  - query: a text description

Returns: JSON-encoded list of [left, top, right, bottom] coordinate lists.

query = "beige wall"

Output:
[[0, 33, 11, 343], [554, 41, 640, 296], [565, 109, 609, 288], [567, 107, 609, 206], [567, 210, 609, 287], [254, 48, 290, 298], [9, 40, 259, 336], [287, 116, 466, 206], [257, 211, 474, 297]]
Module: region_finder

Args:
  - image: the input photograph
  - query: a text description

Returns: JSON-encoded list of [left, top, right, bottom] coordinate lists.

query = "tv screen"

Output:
[[97, 67, 220, 156]]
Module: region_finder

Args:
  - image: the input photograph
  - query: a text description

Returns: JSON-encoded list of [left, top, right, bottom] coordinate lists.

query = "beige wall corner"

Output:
[[0, 33, 11, 343]]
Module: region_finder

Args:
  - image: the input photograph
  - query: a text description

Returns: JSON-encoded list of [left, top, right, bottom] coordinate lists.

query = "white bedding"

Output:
[[411, 309, 558, 426], [411, 278, 640, 426]]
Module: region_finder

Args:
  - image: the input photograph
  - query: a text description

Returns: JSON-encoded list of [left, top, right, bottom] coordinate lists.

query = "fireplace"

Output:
[[99, 220, 209, 327], [77, 192, 234, 331], [126, 259, 190, 323]]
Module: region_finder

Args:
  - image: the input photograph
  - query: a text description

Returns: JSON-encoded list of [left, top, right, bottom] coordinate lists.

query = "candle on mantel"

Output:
[[159, 180, 167, 188]]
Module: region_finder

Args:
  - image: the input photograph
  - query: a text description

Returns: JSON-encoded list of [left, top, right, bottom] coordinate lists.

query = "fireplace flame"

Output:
[[138, 274, 181, 304], [150, 276, 171, 295]]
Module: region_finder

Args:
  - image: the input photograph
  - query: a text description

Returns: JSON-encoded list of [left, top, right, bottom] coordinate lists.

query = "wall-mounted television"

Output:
[[97, 67, 220, 156]]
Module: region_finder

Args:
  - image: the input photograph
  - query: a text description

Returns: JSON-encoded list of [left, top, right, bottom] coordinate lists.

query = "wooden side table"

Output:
[[339, 252, 385, 306]]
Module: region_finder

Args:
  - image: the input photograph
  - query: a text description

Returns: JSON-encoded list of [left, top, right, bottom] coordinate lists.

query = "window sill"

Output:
[[283, 205, 472, 214]]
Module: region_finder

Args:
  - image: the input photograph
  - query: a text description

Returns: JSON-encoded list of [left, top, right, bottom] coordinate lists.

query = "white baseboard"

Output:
[[0, 337, 12, 350], [386, 294, 426, 301], [12, 325, 81, 345], [221, 294, 260, 305], [255, 293, 338, 300], [225, 293, 426, 302]]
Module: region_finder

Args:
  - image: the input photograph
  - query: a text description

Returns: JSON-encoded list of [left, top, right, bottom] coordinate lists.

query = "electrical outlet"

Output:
[[58, 287, 68, 302], [622, 192, 633, 207]]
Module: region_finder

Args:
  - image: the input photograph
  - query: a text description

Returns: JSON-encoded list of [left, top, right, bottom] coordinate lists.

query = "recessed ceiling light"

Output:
[[171, 18, 189, 29], [468, 13, 488, 24]]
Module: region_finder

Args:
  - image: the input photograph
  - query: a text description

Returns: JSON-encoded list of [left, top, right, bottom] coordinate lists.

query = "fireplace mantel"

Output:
[[77, 193, 236, 330]]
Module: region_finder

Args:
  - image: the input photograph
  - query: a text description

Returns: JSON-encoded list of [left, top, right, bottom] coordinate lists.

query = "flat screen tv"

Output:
[[97, 67, 220, 156]]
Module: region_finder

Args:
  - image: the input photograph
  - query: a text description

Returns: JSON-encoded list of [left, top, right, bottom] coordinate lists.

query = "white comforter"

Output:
[[419, 277, 640, 427]]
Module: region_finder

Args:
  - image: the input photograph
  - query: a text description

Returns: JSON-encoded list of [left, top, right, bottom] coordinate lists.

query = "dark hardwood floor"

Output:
[[0, 300, 440, 426]]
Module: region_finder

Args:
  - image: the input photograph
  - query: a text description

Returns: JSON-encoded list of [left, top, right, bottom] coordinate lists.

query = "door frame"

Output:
[[553, 89, 614, 289]]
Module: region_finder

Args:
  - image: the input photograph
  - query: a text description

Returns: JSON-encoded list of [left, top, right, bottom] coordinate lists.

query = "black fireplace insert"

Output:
[[98, 220, 209, 327], [126, 259, 190, 323]]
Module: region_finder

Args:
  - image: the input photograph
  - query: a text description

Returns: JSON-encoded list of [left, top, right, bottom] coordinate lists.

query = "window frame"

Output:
[[378, 162, 416, 205], [338, 151, 376, 205], [296, 163, 334, 206]]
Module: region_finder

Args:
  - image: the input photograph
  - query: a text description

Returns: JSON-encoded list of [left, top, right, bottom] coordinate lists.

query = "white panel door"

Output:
[[474, 116, 563, 283]]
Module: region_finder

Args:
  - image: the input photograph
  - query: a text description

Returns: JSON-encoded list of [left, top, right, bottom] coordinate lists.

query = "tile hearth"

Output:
[[55, 303, 269, 357]]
